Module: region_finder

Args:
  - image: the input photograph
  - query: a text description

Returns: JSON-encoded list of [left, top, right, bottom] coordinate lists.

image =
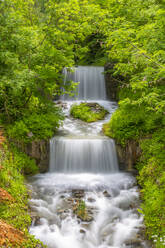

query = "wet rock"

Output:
[[104, 63, 120, 101], [63, 104, 68, 109], [57, 209, 65, 214], [77, 219, 81, 224], [129, 203, 137, 209], [31, 211, 41, 226], [64, 209, 70, 213], [34, 217, 41, 226], [87, 197, 96, 202], [86, 103, 108, 114], [72, 189, 85, 198], [78, 215, 93, 222], [87, 209, 93, 215], [60, 214, 68, 220], [67, 197, 74, 202], [116, 140, 141, 171], [137, 226, 148, 241], [73, 201, 94, 222], [15, 139, 50, 173], [111, 216, 119, 223], [81, 223, 90, 229], [57, 101, 67, 109], [60, 195, 65, 199], [32, 216, 41, 226], [85, 215, 94, 222], [125, 238, 142, 247], [103, 190, 111, 198]]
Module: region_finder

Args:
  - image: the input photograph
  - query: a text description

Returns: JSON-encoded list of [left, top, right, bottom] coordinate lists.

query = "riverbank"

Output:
[[0, 130, 44, 247], [103, 72, 165, 247]]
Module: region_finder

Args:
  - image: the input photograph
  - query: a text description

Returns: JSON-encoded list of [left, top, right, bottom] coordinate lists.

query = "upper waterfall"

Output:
[[61, 66, 106, 100]]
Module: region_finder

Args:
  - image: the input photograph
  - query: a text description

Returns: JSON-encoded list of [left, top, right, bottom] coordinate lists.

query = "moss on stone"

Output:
[[70, 102, 108, 123]]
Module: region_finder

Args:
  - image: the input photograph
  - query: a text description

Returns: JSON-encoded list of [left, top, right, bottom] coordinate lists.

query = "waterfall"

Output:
[[29, 66, 147, 248], [51, 66, 118, 173], [49, 137, 118, 173], [61, 66, 106, 100]]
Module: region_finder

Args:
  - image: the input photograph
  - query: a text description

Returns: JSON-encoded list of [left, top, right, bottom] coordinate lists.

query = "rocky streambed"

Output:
[[28, 172, 149, 248]]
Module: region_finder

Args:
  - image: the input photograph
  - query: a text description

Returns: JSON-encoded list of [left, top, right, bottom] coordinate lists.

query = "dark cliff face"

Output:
[[104, 63, 119, 101], [116, 141, 141, 173], [16, 140, 49, 173], [24, 140, 49, 173], [104, 63, 141, 172], [104, 63, 126, 101]]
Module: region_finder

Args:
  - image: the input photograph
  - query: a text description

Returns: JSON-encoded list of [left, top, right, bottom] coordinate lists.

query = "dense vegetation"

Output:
[[99, 1, 165, 247], [0, 0, 164, 247], [70, 102, 108, 122]]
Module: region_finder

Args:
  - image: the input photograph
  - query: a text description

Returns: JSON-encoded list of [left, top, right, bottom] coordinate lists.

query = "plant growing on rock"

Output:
[[71, 102, 108, 122], [73, 200, 87, 220]]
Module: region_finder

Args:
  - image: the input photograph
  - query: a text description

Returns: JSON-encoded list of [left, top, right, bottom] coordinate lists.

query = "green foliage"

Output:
[[74, 200, 87, 220], [0, 0, 165, 247], [0, 144, 43, 247], [71, 102, 108, 122], [7, 107, 64, 143], [101, 2, 165, 246], [103, 98, 164, 145], [104, 99, 165, 248], [0, 0, 104, 125], [137, 129, 165, 247]]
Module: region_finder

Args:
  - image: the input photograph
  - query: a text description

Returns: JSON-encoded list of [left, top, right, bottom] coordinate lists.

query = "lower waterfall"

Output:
[[49, 137, 118, 173]]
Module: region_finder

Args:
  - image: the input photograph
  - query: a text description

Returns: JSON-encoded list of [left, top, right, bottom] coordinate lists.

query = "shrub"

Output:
[[103, 101, 164, 146], [7, 108, 64, 143]]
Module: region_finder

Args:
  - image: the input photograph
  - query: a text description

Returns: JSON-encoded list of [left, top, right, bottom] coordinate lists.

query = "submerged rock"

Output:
[[78, 214, 94, 222], [125, 238, 142, 247], [103, 190, 111, 198], [87, 197, 96, 202], [80, 229, 86, 234]]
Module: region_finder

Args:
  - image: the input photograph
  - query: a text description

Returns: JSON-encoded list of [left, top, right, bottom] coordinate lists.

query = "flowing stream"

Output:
[[29, 66, 148, 248]]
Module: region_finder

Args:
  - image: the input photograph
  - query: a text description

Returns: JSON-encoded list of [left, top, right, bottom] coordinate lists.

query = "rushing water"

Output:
[[61, 66, 106, 100], [29, 66, 148, 248], [49, 138, 118, 173]]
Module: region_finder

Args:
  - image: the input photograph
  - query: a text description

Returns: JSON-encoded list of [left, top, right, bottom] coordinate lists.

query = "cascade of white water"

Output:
[[29, 66, 148, 248], [49, 137, 118, 173], [61, 66, 106, 100]]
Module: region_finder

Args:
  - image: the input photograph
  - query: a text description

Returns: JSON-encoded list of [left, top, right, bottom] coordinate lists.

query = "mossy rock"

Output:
[[73, 200, 93, 222], [70, 102, 108, 122]]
